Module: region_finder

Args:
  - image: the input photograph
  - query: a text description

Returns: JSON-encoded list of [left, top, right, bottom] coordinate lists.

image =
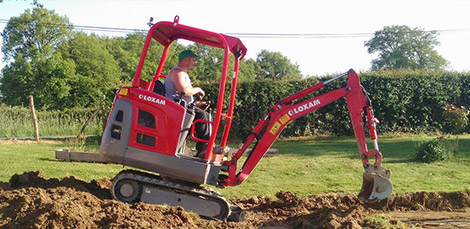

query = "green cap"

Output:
[[178, 50, 198, 61]]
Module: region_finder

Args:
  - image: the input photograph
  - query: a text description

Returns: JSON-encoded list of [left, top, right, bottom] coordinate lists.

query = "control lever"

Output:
[[194, 94, 210, 110]]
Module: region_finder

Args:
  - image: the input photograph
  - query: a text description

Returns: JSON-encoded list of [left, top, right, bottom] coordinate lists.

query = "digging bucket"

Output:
[[358, 163, 393, 201]]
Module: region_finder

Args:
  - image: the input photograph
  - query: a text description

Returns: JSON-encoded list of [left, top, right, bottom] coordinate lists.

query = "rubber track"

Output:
[[112, 169, 231, 220]]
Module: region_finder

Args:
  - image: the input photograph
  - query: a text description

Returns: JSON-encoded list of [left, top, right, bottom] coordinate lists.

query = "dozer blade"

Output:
[[358, 163, 393, 201]]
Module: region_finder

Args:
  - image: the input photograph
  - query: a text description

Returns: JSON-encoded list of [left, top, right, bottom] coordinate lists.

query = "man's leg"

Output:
[[193, 106, 211, 155]]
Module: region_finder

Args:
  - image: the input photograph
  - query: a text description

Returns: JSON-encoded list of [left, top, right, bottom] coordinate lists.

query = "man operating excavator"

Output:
[[164, 50, 221, 158]]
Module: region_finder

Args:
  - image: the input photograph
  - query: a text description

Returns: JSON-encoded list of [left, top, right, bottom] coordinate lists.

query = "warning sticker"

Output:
[[269, 121, 282, 135], [279, 114, 291, 124]]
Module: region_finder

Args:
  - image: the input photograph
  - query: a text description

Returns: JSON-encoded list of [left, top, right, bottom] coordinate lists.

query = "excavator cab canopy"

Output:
[[132, 15, 247, 89], [131, 15, 247, 161], [151, 17, 247, 59]]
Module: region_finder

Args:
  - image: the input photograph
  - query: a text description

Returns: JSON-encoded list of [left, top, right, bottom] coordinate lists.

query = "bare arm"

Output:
[[171, 69, 205, 97]]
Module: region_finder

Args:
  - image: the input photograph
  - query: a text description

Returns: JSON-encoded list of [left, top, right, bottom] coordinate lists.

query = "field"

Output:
[[0, 104, 103, 138], [1, 135, 470, 228]]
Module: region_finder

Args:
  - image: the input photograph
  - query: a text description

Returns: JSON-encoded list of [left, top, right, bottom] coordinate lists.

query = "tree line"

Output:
[[0, 7, 303, 110], [0, 7, 449, 110]]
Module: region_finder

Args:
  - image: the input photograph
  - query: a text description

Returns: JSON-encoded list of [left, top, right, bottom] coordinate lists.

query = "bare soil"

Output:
[[1, 171, 469, 228]]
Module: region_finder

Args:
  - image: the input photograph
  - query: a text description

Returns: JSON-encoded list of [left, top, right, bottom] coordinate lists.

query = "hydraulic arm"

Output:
[[220, 69, 392, 200]]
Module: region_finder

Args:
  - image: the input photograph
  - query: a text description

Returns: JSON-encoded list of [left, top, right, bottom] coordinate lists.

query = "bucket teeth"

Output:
[[358, 164, 393, 201]]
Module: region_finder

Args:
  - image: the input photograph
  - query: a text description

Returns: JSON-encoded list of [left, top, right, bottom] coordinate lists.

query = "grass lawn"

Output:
[[0, 139, 123, 182], [1, 134, 469, 199]]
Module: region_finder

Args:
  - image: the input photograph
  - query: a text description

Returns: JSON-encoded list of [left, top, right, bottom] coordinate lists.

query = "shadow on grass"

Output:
[[39, 157, 60, 162]]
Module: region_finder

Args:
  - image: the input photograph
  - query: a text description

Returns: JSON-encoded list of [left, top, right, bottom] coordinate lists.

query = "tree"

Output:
[[189, 43, 263, 82], [0, 7, 74, 109], [365, 25, 448, 71], [256, 50, 302, 80], [107, 32, 169, 83], [189, 43, 224, 83], [1, 8, 72, 62], [1, 8, 122, 109], [238, 58, 261, 81], [105, 35, 141, 83], [62, 32, 121, 108]]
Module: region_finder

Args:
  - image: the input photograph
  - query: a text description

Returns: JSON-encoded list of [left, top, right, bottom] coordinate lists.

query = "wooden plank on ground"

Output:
[[55, 149, 107, 163]]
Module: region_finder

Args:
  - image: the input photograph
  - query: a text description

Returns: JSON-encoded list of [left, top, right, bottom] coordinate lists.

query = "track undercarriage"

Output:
[[111, 170, 245, 221]]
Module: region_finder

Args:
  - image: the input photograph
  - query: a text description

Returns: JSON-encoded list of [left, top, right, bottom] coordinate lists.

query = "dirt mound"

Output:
[[232, 191, 367, 228], [6, 171, 110, 199], [1, 171, 469, 228], [234, 190, 470, 228], [364, 190, 470, 212], [0, 171, 205, 228]]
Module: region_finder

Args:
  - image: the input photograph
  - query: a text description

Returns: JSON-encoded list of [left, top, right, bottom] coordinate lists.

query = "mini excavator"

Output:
[[100, 16, 393, 221]]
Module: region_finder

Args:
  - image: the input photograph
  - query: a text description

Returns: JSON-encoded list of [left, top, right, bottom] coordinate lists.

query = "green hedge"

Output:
[[2, 70, 470, 139], [360, 70, 465, 133]]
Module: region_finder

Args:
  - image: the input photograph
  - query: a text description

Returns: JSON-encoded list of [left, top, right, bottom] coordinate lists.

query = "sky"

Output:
[[0, 0, 469, 76]]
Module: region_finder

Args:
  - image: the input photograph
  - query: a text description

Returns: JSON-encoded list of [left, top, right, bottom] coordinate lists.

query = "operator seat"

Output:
[[153, 80, 166, 96], [154, 79, 195, 156]]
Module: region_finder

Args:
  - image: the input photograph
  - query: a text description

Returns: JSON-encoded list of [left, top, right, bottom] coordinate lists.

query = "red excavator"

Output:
[[100, 16, 392, 221]]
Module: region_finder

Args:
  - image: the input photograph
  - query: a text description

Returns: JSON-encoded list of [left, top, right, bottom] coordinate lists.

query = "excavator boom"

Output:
[[220, 69, 392, 200]]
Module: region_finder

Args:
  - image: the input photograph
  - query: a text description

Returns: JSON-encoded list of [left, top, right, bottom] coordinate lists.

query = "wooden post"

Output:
[[29, 95, 39, 141]]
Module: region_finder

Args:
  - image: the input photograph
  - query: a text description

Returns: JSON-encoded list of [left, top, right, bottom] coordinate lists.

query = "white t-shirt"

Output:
[[164, 66, 194, 103]]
